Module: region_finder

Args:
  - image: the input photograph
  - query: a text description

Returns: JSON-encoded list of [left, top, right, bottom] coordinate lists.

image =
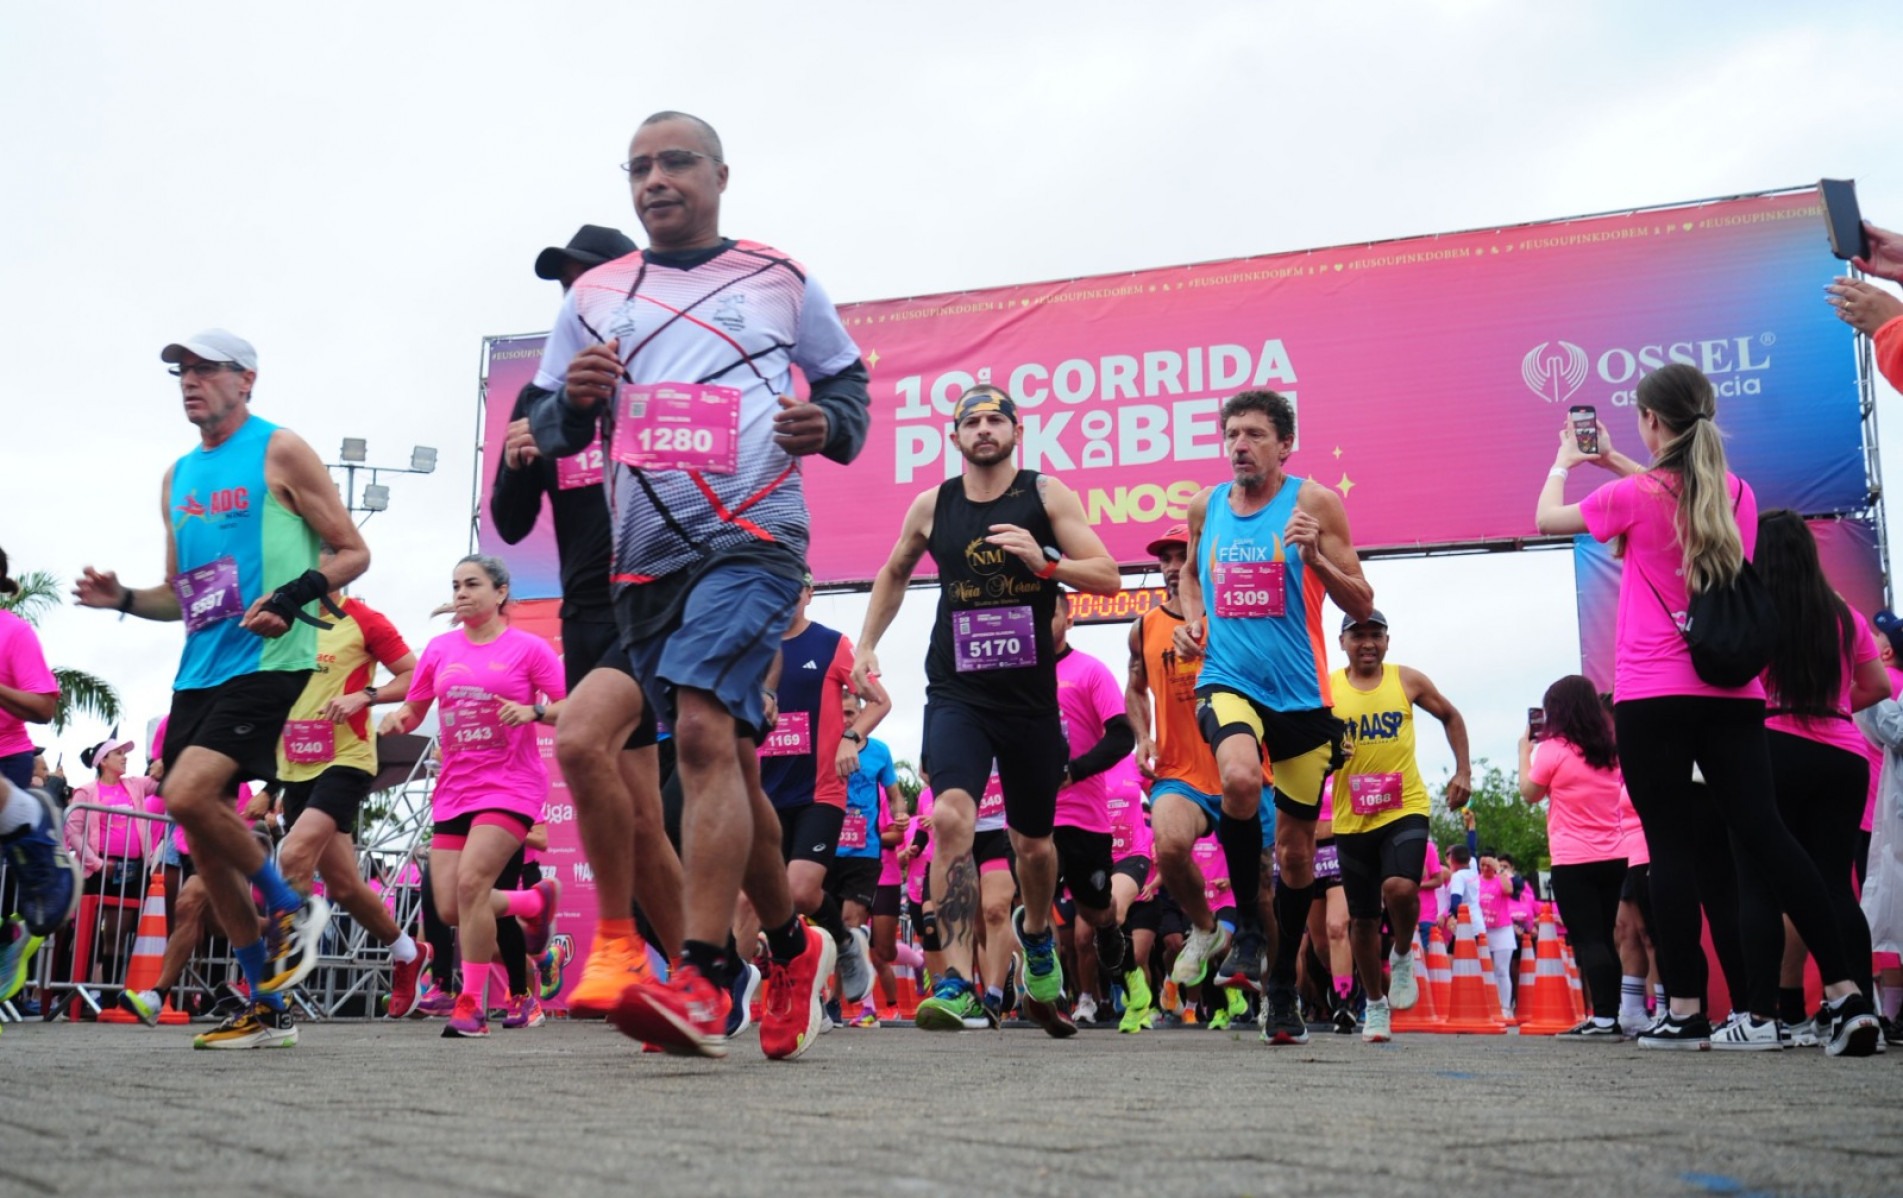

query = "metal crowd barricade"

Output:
[[298, 736, 435, 1018], [1, 741, 439, 1025]]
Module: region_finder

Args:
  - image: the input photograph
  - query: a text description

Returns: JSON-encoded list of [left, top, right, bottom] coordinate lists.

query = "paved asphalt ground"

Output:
[[4, 1019, 1900, 1198]]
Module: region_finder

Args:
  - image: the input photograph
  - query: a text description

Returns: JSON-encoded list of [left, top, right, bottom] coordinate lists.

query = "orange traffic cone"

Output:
[[1562, 940, 1586, 1023], [1390, 940, 1444, 1032], [1519, 904, 1581, 1034], [1513, 932, 1537, 1026], [1426, 927, 1454, 1028], [99, 870, 186, 1025], [1473, 920, 1509, 1026], [1441, 905, 1506, 1034]]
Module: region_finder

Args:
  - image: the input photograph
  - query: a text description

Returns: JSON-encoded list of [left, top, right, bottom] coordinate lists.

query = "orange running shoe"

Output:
[[568, 933, 654, 1019]]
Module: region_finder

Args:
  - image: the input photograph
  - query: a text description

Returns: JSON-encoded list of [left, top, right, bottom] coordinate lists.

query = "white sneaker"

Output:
[[1388, 950, 1418, 1011], [836, 926, 873, 1003], [1169, 923, 1232, 986], [1073, 992, 1099, 1025], [1711, 1014, 1781, 1051], [1362, 997, 1392, 1043], [1787, 1016, 1821, 1048]]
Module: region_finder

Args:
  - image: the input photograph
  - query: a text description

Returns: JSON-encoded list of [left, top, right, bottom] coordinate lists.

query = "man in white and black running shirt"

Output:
[[853, 385, 1120, 1037], [492, 224, 688, 1019], [532, 111, 870, 1061]]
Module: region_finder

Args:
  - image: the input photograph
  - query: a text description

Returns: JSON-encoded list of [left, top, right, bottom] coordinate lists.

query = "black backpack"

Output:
[[1645, 484, 1778, 688]]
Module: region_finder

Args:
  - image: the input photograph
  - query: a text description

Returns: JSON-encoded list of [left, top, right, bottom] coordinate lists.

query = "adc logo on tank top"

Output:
[[171, 488, 252, 530]]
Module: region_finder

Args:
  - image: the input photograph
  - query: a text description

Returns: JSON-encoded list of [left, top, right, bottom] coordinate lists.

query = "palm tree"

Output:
[[0, 569, 121, 733]]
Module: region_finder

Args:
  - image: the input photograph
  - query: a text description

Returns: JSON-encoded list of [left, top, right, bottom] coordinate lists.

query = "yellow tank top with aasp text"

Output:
[[1329, 664, 1430, 835]]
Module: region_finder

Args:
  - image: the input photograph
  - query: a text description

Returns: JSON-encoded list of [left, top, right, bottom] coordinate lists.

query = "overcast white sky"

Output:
[[5, 2, 1901, 790]]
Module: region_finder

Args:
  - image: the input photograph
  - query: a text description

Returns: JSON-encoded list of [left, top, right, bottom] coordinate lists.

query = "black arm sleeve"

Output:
[[1068, 715, 1136, 785], [529, 385, 603, 460], [488, 383, 554, 546], [807, 358, 871, 466]]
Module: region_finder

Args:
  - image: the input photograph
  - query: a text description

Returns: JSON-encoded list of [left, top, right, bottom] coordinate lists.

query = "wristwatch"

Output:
[[841, 729, 864, 745], [364, 685, 380, 704], [533, 702, 548, 722]]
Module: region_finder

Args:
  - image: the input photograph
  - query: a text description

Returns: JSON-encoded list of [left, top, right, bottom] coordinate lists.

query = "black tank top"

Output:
[[925, 470, 1061, 715]]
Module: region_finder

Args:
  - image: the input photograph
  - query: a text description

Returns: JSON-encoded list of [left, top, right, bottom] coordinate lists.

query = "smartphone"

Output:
[[1528, 707, 1546, 739], [1568, 405, 1599, 456], [1820, 178, 1869, 262]]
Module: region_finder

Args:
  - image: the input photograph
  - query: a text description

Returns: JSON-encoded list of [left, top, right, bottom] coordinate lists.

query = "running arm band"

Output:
[[261, 569, 346, 630], [1069, 715, 1136, 784]]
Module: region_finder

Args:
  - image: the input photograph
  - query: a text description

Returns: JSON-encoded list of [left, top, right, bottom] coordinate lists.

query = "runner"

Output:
[[1049, 591, 1136, 1025], [75, 328, 366, 1049], [0, 544, 69, 955], [376, 554, 566, 1039], [532, 111, 868, 1059], [754, 574, 889, 1014], [1174, 389, 1375, 1046], [834, 692, 903, 1023], [177, 552, 426, 1024], [1125, 521, 1274, 1013], [1331, 609, 1472, 1043], [499, 223, 690, 1019], [853, 384, 1120, 1036], [1104, 762, 1158, 1032]]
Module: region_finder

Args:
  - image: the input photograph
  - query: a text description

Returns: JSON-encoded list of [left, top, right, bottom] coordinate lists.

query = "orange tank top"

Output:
[[1140, 606, 1225, 795]]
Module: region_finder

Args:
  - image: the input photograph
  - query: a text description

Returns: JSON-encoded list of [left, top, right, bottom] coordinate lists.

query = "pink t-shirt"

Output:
[[1193, 832, 1230, 911], [1477, 872, 1511, 931], [1579, 471, 1763, 702], [1104, 758, 1153, 863], [904, 789, 935, 905], [1529, 737, 1626, 866], [1765, 610, 1880, 760], [409, 626, 566, 823], [1054, 648, 1124, 834], [1615, 785, 1649, 868], [1510, 880, 1540, 930], [0, 611, 55, 758], [1418, 840, 1442, 925]]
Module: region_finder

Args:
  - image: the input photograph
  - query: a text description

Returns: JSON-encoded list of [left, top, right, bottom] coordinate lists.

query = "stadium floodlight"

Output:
[[362, 484, 390, 512], [410, 446, 438, 474], [340, 438, 368, 463]]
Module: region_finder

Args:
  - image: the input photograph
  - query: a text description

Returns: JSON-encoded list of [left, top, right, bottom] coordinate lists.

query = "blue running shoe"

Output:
[[1011, 907, 1076, 1039], [724, 961, 761, 1038], [3, 789, 80, 936]]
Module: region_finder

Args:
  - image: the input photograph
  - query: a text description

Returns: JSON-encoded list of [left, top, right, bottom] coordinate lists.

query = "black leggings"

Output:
[[1767, 730, 1872, 1001], [1615, 696, 1854, 1008], [420, 849, 531, 996], [1548, 858, 1626, 1020]]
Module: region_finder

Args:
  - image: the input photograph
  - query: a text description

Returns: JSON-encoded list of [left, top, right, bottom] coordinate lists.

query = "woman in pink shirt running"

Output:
[[379, 555, 566, 1039], [1535, 362, 1880, 1055]]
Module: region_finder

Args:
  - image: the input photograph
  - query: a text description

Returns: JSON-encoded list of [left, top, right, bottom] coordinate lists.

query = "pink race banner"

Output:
[[482, 190, 1866, 595]]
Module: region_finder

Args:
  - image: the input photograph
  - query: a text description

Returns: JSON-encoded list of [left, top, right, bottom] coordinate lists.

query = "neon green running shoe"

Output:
[[1, 917, 43, 1003], [915, 974, 987, 1031]]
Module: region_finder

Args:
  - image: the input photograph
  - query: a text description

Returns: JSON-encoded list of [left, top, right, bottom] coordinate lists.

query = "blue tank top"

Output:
[[169, 416, 320, 689], [1196, 478, 1331, 712]]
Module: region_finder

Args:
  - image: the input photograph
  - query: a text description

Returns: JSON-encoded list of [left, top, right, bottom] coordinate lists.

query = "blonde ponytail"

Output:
[[1637, 363, 1743, 594]]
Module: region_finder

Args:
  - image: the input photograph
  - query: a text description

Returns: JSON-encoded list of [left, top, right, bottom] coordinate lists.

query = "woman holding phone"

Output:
[[1519, 675, 1626, 1036], [378, 554, 565, 1040], [1534, 363, 1880, 1056]]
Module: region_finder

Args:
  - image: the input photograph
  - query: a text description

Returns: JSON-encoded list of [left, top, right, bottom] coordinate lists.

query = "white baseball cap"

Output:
[[161, 328, 258, 371]]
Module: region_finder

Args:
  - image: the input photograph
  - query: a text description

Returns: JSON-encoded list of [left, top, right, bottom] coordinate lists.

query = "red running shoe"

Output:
[[609, 965, 730, 1058], [386, 943, 429, 1020], [520, 878, 562, 957], [760, 924, 836, 1061]]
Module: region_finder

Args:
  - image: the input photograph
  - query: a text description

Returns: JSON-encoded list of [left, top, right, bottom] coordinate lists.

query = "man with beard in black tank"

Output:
[[854, 385, 1120, 1037]]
